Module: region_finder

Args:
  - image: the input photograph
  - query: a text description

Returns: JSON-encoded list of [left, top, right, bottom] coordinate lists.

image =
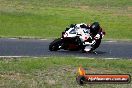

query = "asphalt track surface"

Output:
[[0, 38, 132, 58]]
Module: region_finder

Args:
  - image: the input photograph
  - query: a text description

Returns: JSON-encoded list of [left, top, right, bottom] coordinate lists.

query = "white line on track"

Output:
[[0, 56, 30, 58], [75, 57, 120, 59], [105, 58, 119, 59], [104, 40, 117, 43], [0, 56, 122, 59], [9, 38, 18, 40]]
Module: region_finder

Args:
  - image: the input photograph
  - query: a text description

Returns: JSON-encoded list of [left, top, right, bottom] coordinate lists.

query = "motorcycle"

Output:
[[49, 24, 103, 52]]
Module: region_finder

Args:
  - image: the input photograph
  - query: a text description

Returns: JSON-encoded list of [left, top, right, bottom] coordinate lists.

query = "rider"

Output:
[[63, 22, 105, 52], [89, 22, 105, 41], [82, 22, 105, 52]]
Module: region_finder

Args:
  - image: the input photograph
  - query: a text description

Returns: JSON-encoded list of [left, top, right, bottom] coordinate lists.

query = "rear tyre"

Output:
[[49, 38, 62, 51]]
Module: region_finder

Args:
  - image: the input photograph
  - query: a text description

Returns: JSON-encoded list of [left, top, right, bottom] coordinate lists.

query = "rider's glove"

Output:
[[94, 34, 100, 40]]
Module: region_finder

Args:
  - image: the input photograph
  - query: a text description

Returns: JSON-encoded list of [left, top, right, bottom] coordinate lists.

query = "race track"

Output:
[[0, 38, 132, 58]]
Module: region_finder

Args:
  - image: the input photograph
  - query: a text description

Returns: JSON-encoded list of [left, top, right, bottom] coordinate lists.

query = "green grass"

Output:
[[0, 0, 132, 39], [0, 57, 132, 88]]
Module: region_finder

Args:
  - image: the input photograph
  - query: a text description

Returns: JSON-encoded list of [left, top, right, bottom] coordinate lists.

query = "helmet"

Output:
[[90, 22, 100, 35]]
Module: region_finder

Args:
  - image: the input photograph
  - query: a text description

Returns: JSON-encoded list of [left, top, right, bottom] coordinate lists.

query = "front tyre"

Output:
[[49, 38, 62, 51]]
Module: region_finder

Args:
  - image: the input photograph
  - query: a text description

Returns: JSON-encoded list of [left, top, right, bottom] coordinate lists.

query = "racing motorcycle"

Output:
[[49, 24, 103, 52]]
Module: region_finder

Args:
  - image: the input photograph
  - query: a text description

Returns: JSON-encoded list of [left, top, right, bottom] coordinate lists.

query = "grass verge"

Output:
[[0, 0, 132, 39], [0, 57, 131, 88]]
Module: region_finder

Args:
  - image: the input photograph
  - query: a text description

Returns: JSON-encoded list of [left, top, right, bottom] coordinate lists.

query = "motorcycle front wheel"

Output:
[[49, 38, 62, 51]]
